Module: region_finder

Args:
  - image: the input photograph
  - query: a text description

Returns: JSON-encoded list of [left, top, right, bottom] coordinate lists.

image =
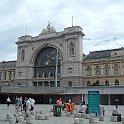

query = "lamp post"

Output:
[[46, 47, 59, 87], [55, 47, 58, 87]]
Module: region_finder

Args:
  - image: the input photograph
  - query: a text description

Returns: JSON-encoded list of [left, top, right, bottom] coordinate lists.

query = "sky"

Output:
[[0, 0, 124, 62]]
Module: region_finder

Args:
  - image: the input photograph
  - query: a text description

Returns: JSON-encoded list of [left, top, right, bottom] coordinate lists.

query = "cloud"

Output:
[[0, 0, 124, 61]]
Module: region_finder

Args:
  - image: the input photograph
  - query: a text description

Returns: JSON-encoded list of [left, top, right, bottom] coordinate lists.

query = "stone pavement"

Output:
[[0, 104, 124, 124]]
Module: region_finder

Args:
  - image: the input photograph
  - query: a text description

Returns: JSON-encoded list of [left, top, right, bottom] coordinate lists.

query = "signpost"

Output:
[[88, 91, 100, 114]]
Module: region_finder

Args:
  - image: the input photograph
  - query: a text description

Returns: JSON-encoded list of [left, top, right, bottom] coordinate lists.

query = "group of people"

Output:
[[6, 96, 35, 114], [23, 97, 35, 114], [6, 96, 122, 121], [56, 98, 75, 113], [15, 96, 23, 112]]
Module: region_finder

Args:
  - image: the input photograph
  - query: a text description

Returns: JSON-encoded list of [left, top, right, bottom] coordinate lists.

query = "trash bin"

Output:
[[53, 104, 61, 117]]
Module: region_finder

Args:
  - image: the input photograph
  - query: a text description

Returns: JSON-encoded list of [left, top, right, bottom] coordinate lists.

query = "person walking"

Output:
[[15, 97, 20, 112], [19, 96, 23, 111], [6, 97, 11, 108], [29, 98, 35, 111]]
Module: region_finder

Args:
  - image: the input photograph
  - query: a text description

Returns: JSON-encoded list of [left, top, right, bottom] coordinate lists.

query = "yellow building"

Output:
[[83, 47, 124, 87]]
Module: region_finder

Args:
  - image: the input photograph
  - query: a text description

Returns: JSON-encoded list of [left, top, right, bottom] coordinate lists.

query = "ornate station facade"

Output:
[[0, 24, 124, 104]]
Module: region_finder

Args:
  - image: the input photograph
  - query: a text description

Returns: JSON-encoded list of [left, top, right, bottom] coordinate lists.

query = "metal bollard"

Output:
[[9, 118, 15, 124], [18, 116, 24, 123], [81, 113, 86, 118], [26, 117, 32, 124], [6, 114, 10, 120], [67, 112, 70, 117], [39, 110, 43, 114], [36, 111, 39, 114], [99, 116, 104, 121], [45, 115, 49, 120], [79, 119, 84, 124], [74, 118, 79, 124], [35, 114, 39, 120], [86, 114, 90, 119], [78, 113, 82, 118], [31, 111, 35, 115], [122, 118, 124, 123], [89, 117, 95, 123], [74, 113, 78, 118], [38, 114, 45, 120]]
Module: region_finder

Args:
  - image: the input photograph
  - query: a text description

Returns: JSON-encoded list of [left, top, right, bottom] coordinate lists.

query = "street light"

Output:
[[55, 47, 58, 87], [46, 47, 60, 87]]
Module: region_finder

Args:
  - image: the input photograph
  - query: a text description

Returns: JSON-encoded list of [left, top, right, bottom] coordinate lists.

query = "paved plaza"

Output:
[[0, 104, 124, 124]]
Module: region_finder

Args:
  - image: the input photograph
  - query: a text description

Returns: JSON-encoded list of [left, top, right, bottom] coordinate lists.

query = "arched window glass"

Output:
[[87, 81, 91, 86], [115, 79, 119, 86], [34, 47, 61, 86], [69, 42, 75, 55], [114, 64, 119, 75], [86, 66, 92, 76], [104, 64, 109, 75], [95, 65, 100, 76], [105, 80, 109, 86], [68, 81, 72, 87]]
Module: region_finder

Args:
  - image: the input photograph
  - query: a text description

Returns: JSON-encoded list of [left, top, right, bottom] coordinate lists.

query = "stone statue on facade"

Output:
[[41, 22, 56, 34]]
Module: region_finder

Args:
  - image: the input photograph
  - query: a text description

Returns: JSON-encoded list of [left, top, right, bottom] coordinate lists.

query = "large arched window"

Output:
[[34, 47, 61, 86]]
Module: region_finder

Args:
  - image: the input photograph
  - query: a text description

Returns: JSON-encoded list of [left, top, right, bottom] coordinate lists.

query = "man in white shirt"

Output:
[[6, 97, 11, 108], [112, 105, 121, 121], [29, 98, 35, 111]]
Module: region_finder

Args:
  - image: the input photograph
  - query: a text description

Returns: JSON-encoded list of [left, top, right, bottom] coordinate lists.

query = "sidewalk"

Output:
[[0, 104, 124, 124]]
